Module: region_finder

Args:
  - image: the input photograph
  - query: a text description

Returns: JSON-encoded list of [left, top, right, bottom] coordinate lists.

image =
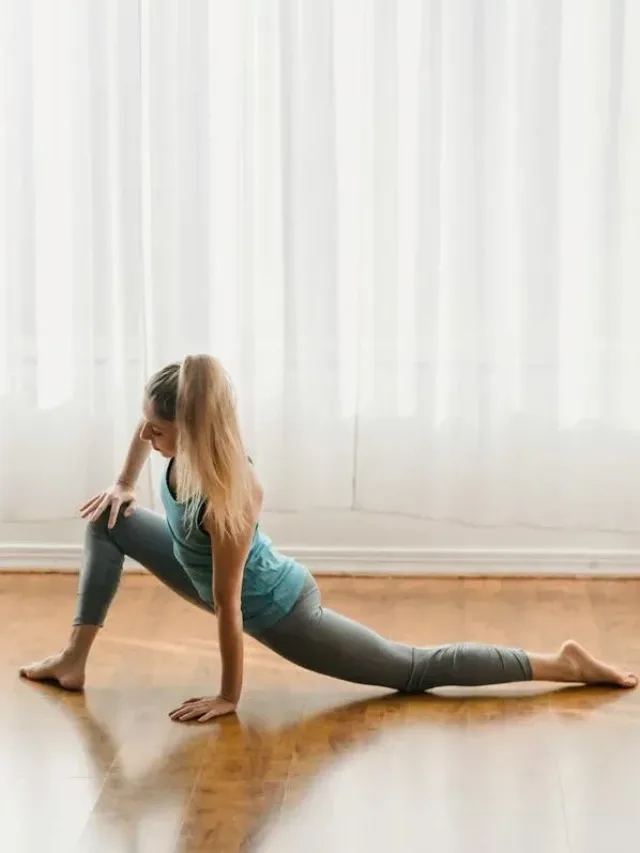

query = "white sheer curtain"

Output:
[[1, 0, 640, 532], [0, 0, 151, 521]]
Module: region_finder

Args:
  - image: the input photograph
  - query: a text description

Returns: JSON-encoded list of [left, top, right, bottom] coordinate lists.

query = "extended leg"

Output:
[[255, 578, 637, 691]]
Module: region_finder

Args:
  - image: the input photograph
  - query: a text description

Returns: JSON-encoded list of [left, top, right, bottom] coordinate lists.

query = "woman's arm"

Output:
[[80, 419, 151, 527], [117, 418, 152, 487], [168, 463, 264, 723], [208, 467, 264, 704]]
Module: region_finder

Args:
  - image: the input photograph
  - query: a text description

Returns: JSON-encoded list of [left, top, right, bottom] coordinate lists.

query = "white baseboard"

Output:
[[1, 543, 640, 576], [290, 546, 640, 576]]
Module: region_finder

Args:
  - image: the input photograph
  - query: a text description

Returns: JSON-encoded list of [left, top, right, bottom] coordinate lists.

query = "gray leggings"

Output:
[[75, 508, 532, 693]]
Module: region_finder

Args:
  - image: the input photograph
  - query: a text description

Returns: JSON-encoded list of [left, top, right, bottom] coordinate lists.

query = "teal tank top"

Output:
[[159, 461, 308, 633]]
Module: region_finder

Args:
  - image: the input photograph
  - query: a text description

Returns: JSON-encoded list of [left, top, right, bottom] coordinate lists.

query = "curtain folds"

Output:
[[1, 0, 639, 532]]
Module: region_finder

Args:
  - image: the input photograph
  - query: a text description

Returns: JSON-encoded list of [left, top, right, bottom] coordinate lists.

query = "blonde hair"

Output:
[[145, 355, 252, 540]]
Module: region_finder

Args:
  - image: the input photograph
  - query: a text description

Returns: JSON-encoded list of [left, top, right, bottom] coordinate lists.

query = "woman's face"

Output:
[[140, 398, 178, 458]]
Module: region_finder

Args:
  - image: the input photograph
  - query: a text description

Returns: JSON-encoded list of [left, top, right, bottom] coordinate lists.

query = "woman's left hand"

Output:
[[169, 695, 237, 723]]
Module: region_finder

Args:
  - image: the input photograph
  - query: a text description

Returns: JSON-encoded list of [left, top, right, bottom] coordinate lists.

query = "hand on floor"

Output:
[[169, 695, 237, 723]]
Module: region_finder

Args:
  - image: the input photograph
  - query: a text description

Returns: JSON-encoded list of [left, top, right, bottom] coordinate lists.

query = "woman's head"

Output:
[[141, 362, 180, 456], [142, 355, 251, 538]]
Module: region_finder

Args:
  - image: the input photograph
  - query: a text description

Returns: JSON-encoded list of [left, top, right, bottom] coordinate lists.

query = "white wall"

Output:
[[2, 513, 640, 575]]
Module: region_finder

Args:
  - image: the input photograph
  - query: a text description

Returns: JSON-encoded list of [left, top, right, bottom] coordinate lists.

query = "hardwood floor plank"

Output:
[[1, 573, 638, 853]]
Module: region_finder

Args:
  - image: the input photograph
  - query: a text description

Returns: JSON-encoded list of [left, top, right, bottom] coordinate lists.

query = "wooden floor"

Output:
[[2, 574, 640, 853]]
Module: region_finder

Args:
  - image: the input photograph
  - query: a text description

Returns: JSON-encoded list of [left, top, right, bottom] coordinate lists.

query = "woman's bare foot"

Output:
[[535, 640, 637, 688], [19, 652, 86, 691]]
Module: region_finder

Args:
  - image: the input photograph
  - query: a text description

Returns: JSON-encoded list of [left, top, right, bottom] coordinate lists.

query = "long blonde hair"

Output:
[[145, 355, 252, 539]]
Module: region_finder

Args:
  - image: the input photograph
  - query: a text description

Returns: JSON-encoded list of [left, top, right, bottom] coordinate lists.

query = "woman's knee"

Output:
[[85, 506, 133, 542]]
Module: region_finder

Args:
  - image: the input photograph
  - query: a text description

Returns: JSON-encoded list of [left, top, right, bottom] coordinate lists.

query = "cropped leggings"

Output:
[[74, 508, 532, 693]]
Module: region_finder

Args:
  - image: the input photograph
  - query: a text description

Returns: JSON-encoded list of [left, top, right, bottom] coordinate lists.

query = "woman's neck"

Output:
[[167, 457, 178, 494]]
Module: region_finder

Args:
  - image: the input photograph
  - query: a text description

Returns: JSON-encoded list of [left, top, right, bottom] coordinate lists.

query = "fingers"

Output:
[[170, 703, 206, 722], [168, 698, 229, 723], [80, 493, 136, 527], [198, 710, 223, 723], [107, 499, 122, 530], [123, 500, 138, 518], [79, 494, 102, 517], [88, 494, 109, 523], [167, 698, 201, 716], [173, 705, 206, 723], [168, 700, 199, 718], [80, 498, 105, 521]]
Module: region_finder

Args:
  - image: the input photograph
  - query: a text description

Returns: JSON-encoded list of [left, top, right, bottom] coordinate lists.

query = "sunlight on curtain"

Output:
[[396, 0, 420, 418], [0, 0, 150, 521], [2, 0, 640, 532], [333, 0, 371, 420], [0, 1, 7, 399], [32, 0, 74, 410], [206, 0, 243, 376], [614, 0, 640, 431]]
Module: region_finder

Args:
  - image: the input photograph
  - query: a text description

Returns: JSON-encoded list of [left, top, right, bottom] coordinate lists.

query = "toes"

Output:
[[19, 665, 50, 682]]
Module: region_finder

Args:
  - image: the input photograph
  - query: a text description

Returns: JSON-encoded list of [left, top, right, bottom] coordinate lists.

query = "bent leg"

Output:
[[20, 507, 211, 690], [75, 506, 211, 626]]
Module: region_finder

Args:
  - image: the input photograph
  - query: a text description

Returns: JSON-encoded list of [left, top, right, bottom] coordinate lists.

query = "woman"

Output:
[[20, 356, 637, 722]]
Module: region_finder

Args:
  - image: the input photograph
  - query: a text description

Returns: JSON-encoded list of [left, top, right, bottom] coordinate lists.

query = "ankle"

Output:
[[61, 646, 88, 666], [528, 651, 568, 682], [65, 624, 100, 663]]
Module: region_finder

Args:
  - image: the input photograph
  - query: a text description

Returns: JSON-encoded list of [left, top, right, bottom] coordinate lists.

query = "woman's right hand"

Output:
[[79, 482, 138, 529]]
